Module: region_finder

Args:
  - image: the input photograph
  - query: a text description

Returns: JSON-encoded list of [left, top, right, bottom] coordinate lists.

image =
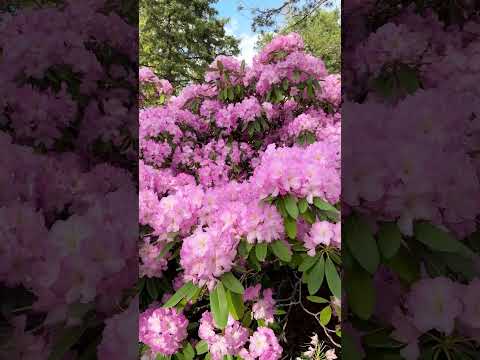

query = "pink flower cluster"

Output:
[[0, 0, 137, 152], [199, 312, 250, 360], [238, 327, 283, 360], [257, 32, 305, 64], [244, 285, 276, 324], [0, 2, 138, 358], [303, 221, 341, 256], [139, 32, 341, 357], [98, 298, 138, 359], [251, 142, 340, 204], [343, 6, 480, 237], [140, 67, 173, 95], [180, 227, 238, 289], [139, 306, 189, 356], [391, 277, 480, 359]]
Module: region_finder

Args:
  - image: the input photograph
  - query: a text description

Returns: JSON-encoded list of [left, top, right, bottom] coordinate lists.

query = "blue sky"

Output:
[[214, 0, 339, 63]]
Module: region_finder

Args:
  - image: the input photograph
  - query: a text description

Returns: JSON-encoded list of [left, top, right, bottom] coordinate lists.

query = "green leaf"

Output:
[[238, 241, 253, 258], [307, 79, 315, 98], [302, 208, 316, 224], [146, 278, 159, 300], [363, 329, 404, 349], [255, 243, 268, 262], [320, 306, 332, 325], [284, 195, 299, 219], [299, 254, 320, 272], [414, 221, 475, 258], [344, 215, 380, 274], [155, 355, 171, 360], [307, 255, 325, 295], [270, 240, 292, 262], [305, 132, 316, 144], [384, 246, 420, 284], [325, 257, 341, 299], [48, 324, 89, 360], [226, 290, 245, 320], [248, 250, 261, 271], [313, 197, 338, 213], [241, 310, 252, 328], [182, 343, 195, 360], [284, 217, 297, 239], [185, 285, 202, 303], [195, 340, 209, 355], [343, 331, 365, 360], [345, 266, 375, 320], [306, 296, 329, 304], [227, 87, 234, 101], [163, 281, 197, 308], [377, 223, 402, 259], [220, 272, 244, 294], [159, 241, 175, 258], [210, 282, 228, 329], [298, 198, 308, 213], [398, 65, 420, 94], [274, 87, 283, 103]]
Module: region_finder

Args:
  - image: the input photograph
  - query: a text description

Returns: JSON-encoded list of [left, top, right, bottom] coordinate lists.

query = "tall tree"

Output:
[[140, 0, 239, 88], [256, 8, 340, 73], [241, 0, 335, 32]]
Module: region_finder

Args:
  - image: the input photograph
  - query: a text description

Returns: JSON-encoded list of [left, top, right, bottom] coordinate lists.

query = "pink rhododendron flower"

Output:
[[139, 306, 188, 356]]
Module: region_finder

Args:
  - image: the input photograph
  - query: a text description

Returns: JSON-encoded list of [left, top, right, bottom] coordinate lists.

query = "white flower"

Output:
[[325, 349, 337, 360]]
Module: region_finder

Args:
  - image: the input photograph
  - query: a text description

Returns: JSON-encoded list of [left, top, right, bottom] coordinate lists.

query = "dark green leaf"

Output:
[[344, 215, 380, 274], [284, 195, 299, 219], [299, 254, 320, 272], [414, 221, 475, 258], [298, 198, 308, 213], [210, 282, 228, 329], [345, 266, 374, 320], [48, 324, 89, 360], [270, 240, 292, 262], [343, 331, 366, 360], [307, 255, 325, 295], [220, 272, 244, 294], [313, 197, 338, 213], [163, 281, 197, 308], [325, 257, 341, 299], [195, 340, 209, 355], [377, 223, 402, 259], [284, 217, 297, 239], [384, 246, 420, 284], [255, 243, 268, 262], [238, 241, 253, 258], [226, 290, 245, 320], [146, 278, 159, 300]]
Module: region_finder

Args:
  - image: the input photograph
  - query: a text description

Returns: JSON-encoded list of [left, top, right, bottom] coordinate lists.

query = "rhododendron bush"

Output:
[[139, 33, 341, 360], [343, 1, 480, 359]]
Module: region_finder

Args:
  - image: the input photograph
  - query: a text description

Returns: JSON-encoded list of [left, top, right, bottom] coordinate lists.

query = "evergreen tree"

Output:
[[140, 0, 239, 87]]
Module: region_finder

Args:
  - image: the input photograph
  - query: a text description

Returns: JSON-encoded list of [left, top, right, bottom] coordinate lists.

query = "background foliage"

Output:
[[140, 0, 239, 88]]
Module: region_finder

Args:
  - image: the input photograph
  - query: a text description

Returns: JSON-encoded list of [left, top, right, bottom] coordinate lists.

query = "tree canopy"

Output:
[[140, 0, 239, 88]]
